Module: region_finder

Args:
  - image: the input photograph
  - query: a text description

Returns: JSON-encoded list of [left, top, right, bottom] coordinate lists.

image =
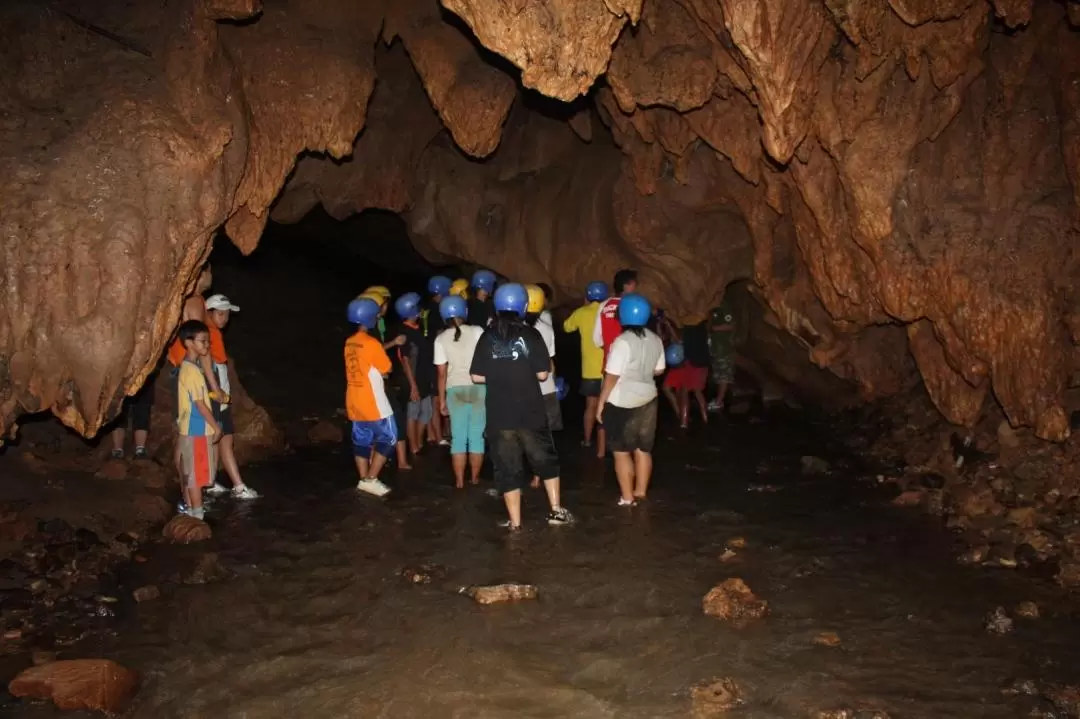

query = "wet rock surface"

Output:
[[702, 578, 769, 627], [8, 659, 139, 713]]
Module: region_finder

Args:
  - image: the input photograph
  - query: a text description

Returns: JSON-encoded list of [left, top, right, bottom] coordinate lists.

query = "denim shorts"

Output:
[[407, 396, 433, 424]]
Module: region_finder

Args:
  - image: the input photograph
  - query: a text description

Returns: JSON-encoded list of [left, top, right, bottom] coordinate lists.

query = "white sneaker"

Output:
[[356, 478, 391, 497], [231, 485, 259, 500], [438, 439, 450, 447], [205, 483, 230, 496]]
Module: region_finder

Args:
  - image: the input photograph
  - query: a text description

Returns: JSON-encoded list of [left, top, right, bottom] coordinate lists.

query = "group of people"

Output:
[[342, 266, 737, 531], [123, 266, 259, 522]]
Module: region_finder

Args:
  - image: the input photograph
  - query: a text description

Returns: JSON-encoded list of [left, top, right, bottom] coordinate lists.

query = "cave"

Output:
[[4, 0, 1080, 715]]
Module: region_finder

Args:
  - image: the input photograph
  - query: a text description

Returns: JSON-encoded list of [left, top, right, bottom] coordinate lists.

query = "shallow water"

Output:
[[10, 409, 1080, 718]]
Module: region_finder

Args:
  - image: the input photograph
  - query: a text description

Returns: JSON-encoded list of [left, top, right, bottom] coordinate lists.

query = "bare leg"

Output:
[[468, 453, 483, 484], [354, 455, 371, 480], [133, 429, 148, 451], [613, 452, 635, 502], [530, 475, 540, 489], [677, 387, 690, 428], [368, 451, 389, 479], [396, 441, 412, 470], [173, 441, 182, 476], [583, 397, 598, 444], [219, 435, 243, 488], [693, 389, 708, 423], [451, 454, 467, 489], [662, 385, 679, 417], [187, 484, 203, 512], [715, 381, 730, 409], [503, 489, 522, 527], [596, 427, 606, 459], [428, 414, 442, 444], [407, 420, 423, 454], [633, 449, 653, 498], [541, 477, 562, 510], [110, 427, 125, 454]]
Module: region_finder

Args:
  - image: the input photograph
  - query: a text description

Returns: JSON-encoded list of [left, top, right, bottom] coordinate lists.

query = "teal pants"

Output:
[[446, 385, 487, 455]]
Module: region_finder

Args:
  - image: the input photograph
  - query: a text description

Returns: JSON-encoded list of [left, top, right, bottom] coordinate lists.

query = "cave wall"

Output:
[[2, 0, 1079, 442]]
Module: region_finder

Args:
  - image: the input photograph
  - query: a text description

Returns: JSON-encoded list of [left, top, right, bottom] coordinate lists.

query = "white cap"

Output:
[[205, 294, 239, 312]]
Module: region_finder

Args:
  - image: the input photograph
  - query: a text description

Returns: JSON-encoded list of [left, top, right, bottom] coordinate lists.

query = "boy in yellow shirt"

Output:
[[563, 281, 608, 458]]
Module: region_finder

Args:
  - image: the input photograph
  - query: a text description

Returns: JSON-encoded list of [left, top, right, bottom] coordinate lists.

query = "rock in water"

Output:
[[161, 515, 212, 544], [702, 578, 768, 627], [690, 677, 744, 717], [984, 606, 1014, 634], [459, 584, 538, 604], [1015, 601, 1039, 619], [132, 585, 160, 602], [813, 631, 842, 647], [8, 659, 139, 713]]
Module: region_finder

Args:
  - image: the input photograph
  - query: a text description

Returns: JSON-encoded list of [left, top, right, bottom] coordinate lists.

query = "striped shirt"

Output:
[[177, 360, 216, 436]]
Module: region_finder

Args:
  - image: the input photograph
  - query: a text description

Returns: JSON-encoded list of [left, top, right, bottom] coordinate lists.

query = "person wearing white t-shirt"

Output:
[[433, 296, 487, 489], [596, 293, 665, 506], [525, 284, 562, 488]]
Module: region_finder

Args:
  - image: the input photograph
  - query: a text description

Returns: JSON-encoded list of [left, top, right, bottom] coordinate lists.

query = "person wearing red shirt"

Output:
[[592, 268, 638, 360]]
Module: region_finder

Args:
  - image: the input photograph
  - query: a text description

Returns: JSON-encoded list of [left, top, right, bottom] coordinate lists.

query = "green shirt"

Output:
[[708, 302, 735, 357]]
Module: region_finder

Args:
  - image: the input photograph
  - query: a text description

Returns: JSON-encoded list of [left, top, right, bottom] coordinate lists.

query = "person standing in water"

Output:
[[597, 293, 666, 506], [525, 284, 562, 489], [433, 296, 486, 488], [201, 294, 259, 499], [470, 283, 574, 530], [344, 297, 396, 497], [392, 292, 436, 457], [425, 275, 452, 446], [564, 281, 608, 456], [467, 269, 496, 328], [592, 268, 638, 361], [361, 287, 411, 470], [707, 297, 737, 413]]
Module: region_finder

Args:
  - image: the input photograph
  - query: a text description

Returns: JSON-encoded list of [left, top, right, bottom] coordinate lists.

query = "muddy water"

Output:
[[10, 410, 1076, 718]]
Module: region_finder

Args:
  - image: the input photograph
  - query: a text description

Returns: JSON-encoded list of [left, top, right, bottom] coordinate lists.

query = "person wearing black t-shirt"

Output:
[[470, 283, 575, 530], [467, 269, 496, 328], [393, 292, 437, 456]]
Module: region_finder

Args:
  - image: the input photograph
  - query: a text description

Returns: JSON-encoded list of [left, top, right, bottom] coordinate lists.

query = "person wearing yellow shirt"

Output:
[[563, 281, 609, 458]]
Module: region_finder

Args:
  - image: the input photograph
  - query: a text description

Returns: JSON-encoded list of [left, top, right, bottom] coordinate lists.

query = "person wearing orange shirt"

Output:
[[201, 294, 259, 501], [345, 297, 396, 497]]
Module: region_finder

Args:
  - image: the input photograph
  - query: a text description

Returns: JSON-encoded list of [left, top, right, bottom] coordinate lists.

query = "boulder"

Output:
[[8, 659, 139, 713], [161, 515, 212, 544], [702, 578, 768, 627]]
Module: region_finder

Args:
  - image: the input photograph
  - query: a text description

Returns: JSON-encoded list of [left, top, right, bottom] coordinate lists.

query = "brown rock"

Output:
[[307, 420, 344, 444], [94, 458, 129, 481], [31, 651, 58, 666], [702, 578, 768, 627], [1056, 561, 1080, 588], [0, 515, 37, 542], [1006, 506, 1038, 528], [459, 584, 538, 604], [182, 553, 229, 585], [1015, 600, 1039, 618], [132, 495, 172, 527], [690, 677, 744, 717], [8, 659, 139, 713], [726, 537, 747, 549], [997, 420, 1021, 449], [161, 515, 212, 544], [813, 631, 841, 647], [891, 489, 925, 507], [132, 585, 161, 603]]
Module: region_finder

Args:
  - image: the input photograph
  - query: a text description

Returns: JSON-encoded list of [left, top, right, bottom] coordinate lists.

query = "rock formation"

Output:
[[2, 0, 1079, 441]]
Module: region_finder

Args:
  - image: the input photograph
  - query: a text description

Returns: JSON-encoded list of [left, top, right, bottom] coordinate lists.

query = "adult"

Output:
[[391, 292, 435, 457], [363, 287, 411, 470], [433, 296, 486, 488], [470, 283, 574, 530], [109, 371, 156, 460], [425, 275, 452, 445], [597, 293, 665, 506], [563, 280, 608, 455], [707, 296, 737, 412], [662, 318, 710, 427], [592, 268, 638, 360], [525, 284, 561, 489]]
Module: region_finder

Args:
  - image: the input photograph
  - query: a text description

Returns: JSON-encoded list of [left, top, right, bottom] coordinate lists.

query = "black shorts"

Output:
[[211, 399, 235, 436], [543, 393, 563, 432], [489, 428, 560, 494], [579, 378, 602, 397], [604, 399, 658, 453]]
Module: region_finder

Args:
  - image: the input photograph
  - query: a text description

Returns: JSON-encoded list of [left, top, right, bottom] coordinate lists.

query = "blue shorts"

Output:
[[351, 418, 397, 458]]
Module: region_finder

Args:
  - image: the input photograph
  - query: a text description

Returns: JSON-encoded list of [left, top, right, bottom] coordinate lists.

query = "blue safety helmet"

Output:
[[554, 376, 569, 401], [427, 275, 451, 297], [493, 282, 528, 316], [439, 295, 467, 321], [585, 281, 609, 302], [347, 297, 381, 328], [665, 343, 685, 366], [472, 269, 496, 293], [618, 293, 651, 327], [394, 292, 422, 320]]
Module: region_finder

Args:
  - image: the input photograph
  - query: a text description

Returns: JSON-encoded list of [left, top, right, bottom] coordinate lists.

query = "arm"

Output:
[[401, 345, 420, 401], [437, 364, 449, 414], [591, 301, 605, 348], [194, 398, 222, 440], [562, 309, 578, 334], [200, 353, 221, 394], [596, 372, 619, 421], [470, 374, 486, 384], [383, 335, 406, 351]]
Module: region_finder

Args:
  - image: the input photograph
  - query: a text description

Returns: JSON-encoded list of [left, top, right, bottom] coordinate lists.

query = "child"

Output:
[[175, 320, 222, 520], [345, 297, 396, 497], [393, 292, 436, 456]]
